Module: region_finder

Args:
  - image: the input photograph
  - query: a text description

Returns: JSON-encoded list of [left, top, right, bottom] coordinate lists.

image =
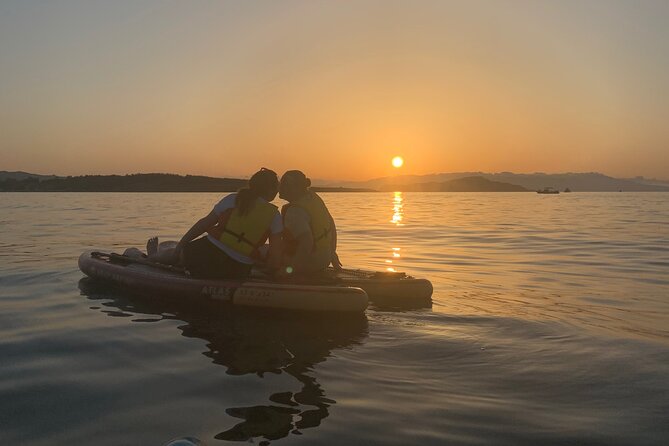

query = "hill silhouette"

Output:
[[380, 176, 529, 192], [0, 173, 374, 192], [328, 172, 669, 192], [0, 174, 247, 192]]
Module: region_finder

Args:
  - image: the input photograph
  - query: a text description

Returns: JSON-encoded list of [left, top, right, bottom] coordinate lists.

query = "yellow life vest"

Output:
[[281, 191, 333, 255], [208, 199, 277, 258]]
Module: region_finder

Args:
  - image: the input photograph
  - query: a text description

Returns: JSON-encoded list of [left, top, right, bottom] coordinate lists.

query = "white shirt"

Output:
[[207, 193, 283, 264], [283, 206, 311, 238]]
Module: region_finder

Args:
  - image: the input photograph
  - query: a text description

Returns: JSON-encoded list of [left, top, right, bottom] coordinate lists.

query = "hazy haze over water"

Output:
[[1, 192, 668, 445]]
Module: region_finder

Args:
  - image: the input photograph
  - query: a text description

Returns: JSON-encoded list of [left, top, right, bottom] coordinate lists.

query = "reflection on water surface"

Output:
[[386, 191, 404, 272], [79, 278, 368, 443]]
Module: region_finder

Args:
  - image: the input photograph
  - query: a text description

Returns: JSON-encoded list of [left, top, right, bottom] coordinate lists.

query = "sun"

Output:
[[391, 156, 404, 168]]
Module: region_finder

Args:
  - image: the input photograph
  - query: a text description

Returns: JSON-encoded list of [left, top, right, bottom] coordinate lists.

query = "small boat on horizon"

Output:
[[537, 187, 560, 194]]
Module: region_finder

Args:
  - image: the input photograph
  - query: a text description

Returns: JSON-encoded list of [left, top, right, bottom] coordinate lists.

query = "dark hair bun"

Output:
[[283, 170, 311, 190]]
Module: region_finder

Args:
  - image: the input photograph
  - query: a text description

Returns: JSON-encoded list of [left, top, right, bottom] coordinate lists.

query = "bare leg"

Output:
[[147, 238, 181, 264], [123, 247, 145, 258], [158, 240, 178, 251], [123, 238, 180, 265], [149, 240, 180, 264]]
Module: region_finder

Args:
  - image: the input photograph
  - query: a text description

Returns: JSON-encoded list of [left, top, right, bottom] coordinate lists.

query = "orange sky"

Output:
[[1, 1, 668, 180]]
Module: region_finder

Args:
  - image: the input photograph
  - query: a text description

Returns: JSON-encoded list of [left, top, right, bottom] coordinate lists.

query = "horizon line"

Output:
[[3, 169, 668, 183]]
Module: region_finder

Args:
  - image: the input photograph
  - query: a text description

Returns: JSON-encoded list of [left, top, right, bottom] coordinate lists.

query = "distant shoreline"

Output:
[[2, 171, 669, 192], [0, 173, 378, 193]]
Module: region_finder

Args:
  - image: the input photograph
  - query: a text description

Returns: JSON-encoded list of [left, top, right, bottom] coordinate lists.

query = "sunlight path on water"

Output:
[[328, 192, 669, 342]]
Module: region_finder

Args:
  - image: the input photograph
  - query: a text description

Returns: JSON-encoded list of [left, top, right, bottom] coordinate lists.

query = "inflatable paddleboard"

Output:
[[79, 251, 368, 313], [327, 268, 433, 304]]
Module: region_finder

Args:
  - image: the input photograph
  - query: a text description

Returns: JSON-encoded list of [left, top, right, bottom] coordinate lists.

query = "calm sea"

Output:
[[1, 192, 668, 445]]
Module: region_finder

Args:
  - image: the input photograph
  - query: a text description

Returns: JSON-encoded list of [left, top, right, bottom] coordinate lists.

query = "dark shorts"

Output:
[[182, 237, 252, 280]]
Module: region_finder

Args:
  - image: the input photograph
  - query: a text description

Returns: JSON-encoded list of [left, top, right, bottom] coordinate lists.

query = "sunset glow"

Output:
[[392, 157, 404, 169], [1, 2, 668, 180]]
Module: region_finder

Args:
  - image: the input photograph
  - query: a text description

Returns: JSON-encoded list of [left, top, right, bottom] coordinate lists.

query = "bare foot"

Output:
[[146, 237, 159, 256]]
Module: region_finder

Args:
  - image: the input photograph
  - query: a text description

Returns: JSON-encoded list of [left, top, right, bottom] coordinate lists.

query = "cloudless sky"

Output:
[[1, 0, 668, 180]]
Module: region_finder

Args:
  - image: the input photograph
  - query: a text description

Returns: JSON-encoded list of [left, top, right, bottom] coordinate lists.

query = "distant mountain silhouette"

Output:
[[620, 176, 669, 187], [328, 172, 669, 192], [379, 176, 529, 192], [310, 186, 375, 192], [0, 171, 60, 181]]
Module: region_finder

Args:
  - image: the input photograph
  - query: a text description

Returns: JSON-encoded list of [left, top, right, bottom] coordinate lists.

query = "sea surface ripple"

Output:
[[1, 192, 668, 445]]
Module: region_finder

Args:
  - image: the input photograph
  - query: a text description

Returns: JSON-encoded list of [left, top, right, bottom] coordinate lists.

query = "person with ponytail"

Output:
[[278, 170, 342, 275], [129, 168, 283, 279]]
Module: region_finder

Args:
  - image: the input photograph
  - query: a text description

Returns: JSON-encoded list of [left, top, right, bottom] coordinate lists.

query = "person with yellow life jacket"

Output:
[[129, 168, 283, 279], [278, 170, 342, 275]]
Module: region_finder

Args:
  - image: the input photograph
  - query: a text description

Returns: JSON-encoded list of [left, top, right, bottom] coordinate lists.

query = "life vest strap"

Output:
[[313, 226, 331, 243], [222, 228, 259, 248]]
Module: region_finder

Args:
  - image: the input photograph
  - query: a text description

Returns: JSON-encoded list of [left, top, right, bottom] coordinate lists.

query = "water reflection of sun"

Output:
[[390, 191, 403, 226], [387, 192, 404, 271]]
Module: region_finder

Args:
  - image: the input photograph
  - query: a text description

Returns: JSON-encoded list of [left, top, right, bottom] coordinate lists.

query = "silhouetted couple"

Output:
[[126, 168, 341, 280]]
